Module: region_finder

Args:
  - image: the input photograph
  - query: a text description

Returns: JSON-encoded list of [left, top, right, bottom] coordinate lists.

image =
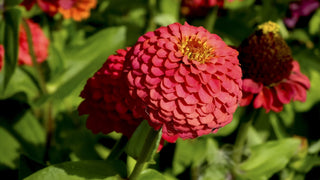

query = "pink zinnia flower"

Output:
[[238, 21, 310, 112], [124, 22, 242, 140], [18, 20, 49, 66], [78, 48, 145, 137]]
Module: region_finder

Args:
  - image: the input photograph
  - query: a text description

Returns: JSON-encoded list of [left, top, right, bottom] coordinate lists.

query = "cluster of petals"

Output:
[[0, 20, 49, 71], [238, 21, 310, 112], [124, 22, 242, 140], [78, 48, 145, 137], [21, 0, 97, 21]]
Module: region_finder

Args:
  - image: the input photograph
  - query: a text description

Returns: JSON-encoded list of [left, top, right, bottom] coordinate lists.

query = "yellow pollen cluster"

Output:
[[180, 36, 215, 64], [258, 21, 280, 35]]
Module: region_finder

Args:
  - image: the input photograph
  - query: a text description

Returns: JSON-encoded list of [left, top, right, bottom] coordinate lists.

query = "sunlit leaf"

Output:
[[237, 138, 301, 179], [25, 160, 127, 180], [309, 9, 320, 35]]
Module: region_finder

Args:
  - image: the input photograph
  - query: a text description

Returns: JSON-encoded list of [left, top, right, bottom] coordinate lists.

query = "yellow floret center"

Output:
[[180, 36, 215, 64], [258, 21, 280, 35]]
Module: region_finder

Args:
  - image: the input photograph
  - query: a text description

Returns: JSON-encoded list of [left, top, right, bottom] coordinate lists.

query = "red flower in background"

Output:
[[0, 45, 4, 71], [238, 21, 310, 112], [0, 20, 49, 71], [21, 0, 97, 21], [181, 0, 224, 17], [19, 20, 49, 66], [78, 48, 144, 137], [124, 22, 242, 140]]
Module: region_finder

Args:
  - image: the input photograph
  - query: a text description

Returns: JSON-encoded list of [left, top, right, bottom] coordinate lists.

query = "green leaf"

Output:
[[19, 155, 46, 180], [4, 0, 23, 7], [2, 7, 21, 91], [290, 155, 320, 173], [237, 138, 301, 180], [0, 126, 20, 169], [125, 120, 162, 162], [25, 160, 127, 180], [309, 9, 320, 35], [224, 0, 255, 9], [138, 169, 168, 180], [33, 26, 126, 106], [308, 139, 320, 154], [172, 138, 219, 175]]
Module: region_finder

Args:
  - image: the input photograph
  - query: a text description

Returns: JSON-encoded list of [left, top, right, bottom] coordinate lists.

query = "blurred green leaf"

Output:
[[156, 0, 180, 26], [2, 7, 21, 91], [224, 0, 255, 10], [309, 9, 320, 35], [138, 169, 168, 180], [237, 138, 301, 180], [0, 126, 20, 169], [25, 160, 127, 180], [4, 0, 23, 7], [308, 139, 320, 154], [290, 155, 320, 173], [19, 155, 46, 180], [33, 26, 126, 106], [126, 120, 162, 162]]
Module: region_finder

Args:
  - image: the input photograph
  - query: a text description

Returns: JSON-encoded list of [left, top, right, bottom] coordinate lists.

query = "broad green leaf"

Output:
[[172, 138, 219, 175], [308, 139, 320, 154], [138, 169, 168, 180], [125, 120, 162, 162], [309, 9, 320, 35], [237, 138, 301, 180], [33, 26, 126, 106], [0, 67, 39, 101], [25, 160, 127, 180], [4, 0, 23, 7], [0, 126, 20, 169], [19, 155, 46, 180], [2, 7, 21, 90], [157, 0, 179, 26]]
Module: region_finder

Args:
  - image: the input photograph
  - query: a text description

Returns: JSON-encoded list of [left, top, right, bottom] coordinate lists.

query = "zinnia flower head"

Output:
[[19, 20, 49, 66], [124, 22, 242, 140], [21, 0, 97, 21], [78, 48, 145, 137], [238, 21, 310, 112], [58, 0, 97, 21]]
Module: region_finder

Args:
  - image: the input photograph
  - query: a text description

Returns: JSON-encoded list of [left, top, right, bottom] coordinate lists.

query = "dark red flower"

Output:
[[78, 48, 145, 137], [238, 21, 310, 112], [181, 0, 224, 17], [124, 22, 242, 140]]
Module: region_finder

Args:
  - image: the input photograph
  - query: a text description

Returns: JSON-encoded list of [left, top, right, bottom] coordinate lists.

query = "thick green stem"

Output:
[[145, 0, 157, 32], [204, 6, 218, 33], [232, 107, 258, 164], [128, 128, 160, 180], [106, 135, 128, 161], [22, 19, 53, 163], [21, 19, 48, 95]]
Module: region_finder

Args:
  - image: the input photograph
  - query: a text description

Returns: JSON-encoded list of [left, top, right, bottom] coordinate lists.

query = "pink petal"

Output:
[[242, 79, 263, 93]]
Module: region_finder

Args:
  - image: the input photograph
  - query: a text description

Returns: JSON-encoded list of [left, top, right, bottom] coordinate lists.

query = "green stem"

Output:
[[128, 128, 160, 180], [106, 135, 128, 161], [145, 0, 157, 32], [21, 19, 48, 95], [22, 19, 53, 163], [232, 107, 258, 164], [204, 6, 219, 33]]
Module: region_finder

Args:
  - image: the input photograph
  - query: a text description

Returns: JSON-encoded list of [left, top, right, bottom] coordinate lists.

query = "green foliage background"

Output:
[[1, 0, 320, 179]]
